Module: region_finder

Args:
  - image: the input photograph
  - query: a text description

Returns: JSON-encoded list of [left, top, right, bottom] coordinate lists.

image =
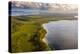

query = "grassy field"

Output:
[[11, 15, 77, 53]]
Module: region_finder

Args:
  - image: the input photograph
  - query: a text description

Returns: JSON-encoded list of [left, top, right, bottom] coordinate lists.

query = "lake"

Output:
[[10, 7, 50, 16], [42, 20, 78, 50]]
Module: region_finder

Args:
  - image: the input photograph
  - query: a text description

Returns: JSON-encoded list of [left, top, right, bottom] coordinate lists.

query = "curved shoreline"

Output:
[[41, 24, 50, 48]]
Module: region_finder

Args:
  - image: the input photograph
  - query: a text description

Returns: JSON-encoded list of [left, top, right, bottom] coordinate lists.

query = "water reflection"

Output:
[[43, 20, 78, 50]]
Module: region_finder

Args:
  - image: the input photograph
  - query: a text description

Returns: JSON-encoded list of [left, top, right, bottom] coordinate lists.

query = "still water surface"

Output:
[[43, 20, 78, 50], [11, 7, 49, 16]]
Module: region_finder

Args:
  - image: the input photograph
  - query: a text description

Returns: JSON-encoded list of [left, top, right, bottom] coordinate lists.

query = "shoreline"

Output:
[[42, 24, 49, 46]]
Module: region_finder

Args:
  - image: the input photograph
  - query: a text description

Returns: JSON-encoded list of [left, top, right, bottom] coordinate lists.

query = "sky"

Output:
[[11, 0, 79, 4], [11, 0, 78, 10], [11, 0, 78, 8]]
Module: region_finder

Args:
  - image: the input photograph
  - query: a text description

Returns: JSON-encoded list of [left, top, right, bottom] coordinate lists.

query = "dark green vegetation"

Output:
[[11, 15, 77, 53]]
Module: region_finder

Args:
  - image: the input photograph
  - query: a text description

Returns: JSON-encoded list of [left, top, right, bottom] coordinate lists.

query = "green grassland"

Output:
[[11, 15, 76, 53]]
